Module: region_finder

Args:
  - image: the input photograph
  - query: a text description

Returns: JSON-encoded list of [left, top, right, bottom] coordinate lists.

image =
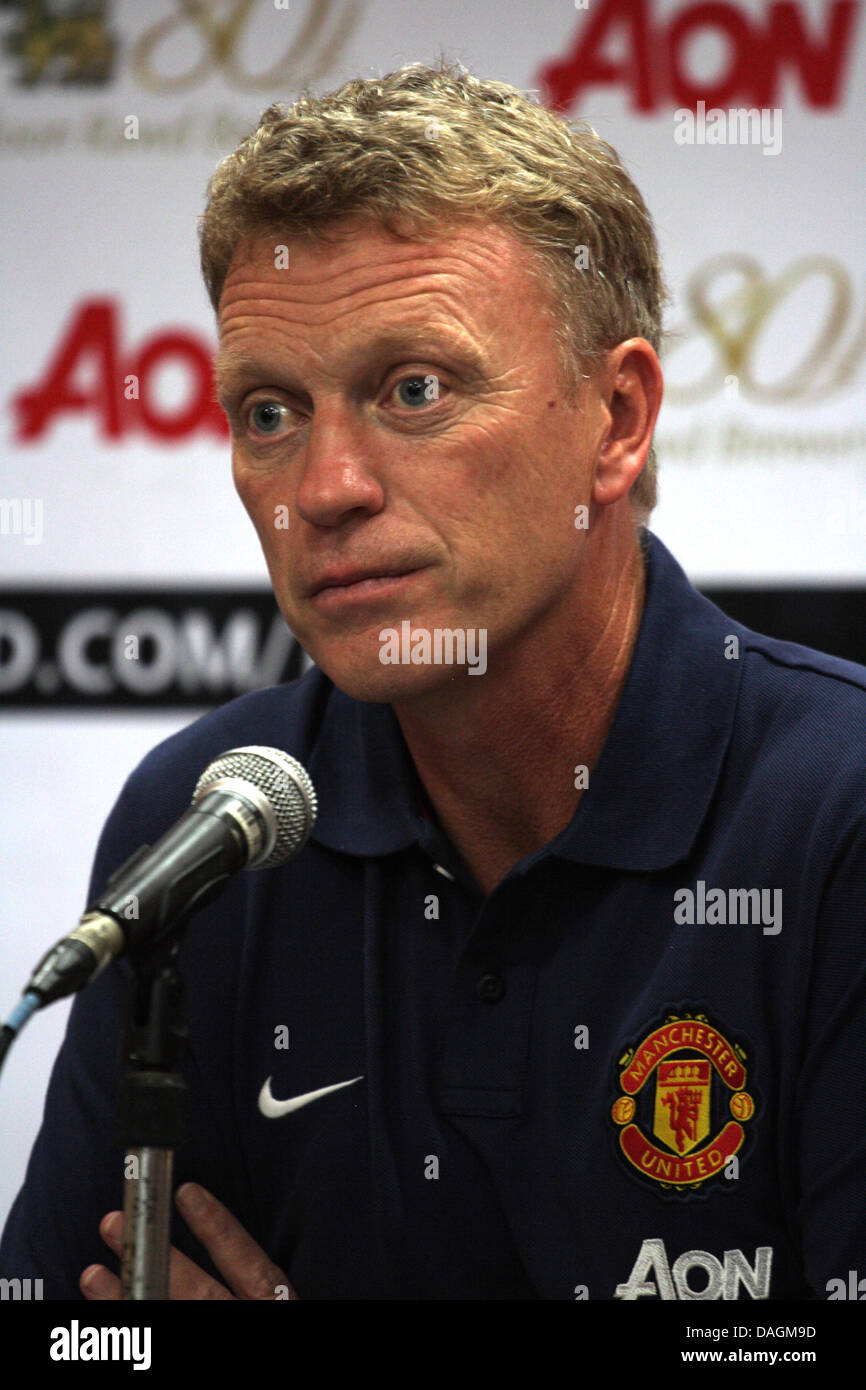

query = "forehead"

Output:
[[218, 214, 530, 306], [215, 217, 543, 356], [214, 216, 549, 399]]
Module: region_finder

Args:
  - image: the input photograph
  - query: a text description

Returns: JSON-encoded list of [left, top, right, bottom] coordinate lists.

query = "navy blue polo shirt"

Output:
[[2, 530, 865, 1300]]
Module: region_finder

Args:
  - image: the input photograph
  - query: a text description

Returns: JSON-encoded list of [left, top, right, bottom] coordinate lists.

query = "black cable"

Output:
[[0, 1025, 15, 1080]]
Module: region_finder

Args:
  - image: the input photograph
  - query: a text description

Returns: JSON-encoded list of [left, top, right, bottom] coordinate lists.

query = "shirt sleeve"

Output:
[[796, 808, 866, 1297]]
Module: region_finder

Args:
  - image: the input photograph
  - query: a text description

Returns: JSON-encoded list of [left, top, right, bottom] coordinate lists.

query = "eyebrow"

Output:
[[213, 329, 486, 405]]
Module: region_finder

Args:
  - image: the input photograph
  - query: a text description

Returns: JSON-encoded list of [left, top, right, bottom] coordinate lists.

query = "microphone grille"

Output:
[[193, 746, 317, 867]]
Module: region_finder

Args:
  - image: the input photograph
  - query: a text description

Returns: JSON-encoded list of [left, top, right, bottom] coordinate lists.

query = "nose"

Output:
[[295, 406, 385, 527]]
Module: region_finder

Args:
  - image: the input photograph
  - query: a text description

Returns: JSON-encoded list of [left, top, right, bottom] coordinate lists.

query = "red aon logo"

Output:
[[540, 0, 859, 112], [12, 299, 227, 442]]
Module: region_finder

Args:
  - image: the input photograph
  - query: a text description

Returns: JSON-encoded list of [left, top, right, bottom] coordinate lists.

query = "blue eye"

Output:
[[395, 375, 434, 407], [250, 401, 286, 433]]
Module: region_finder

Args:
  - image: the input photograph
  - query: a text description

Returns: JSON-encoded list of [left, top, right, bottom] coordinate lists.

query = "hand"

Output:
[[80, 1182, 299, 1300]]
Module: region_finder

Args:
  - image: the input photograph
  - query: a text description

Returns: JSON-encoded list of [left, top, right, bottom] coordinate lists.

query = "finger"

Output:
[[98, 1208, 235, 1301], [81, 1263, 121, 1300], [175, 1183, 296, 1300]]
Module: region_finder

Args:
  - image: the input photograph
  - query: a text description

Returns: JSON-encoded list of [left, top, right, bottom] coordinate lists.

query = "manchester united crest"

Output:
[[611, 1009, 756, 1196]]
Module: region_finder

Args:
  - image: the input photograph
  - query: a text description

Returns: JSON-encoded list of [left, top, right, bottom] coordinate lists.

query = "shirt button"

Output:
[[475, 972, 505, 1003]]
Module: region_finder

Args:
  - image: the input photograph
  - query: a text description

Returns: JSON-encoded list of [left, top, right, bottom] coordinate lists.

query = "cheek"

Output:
[[234, 467, 285, 548]]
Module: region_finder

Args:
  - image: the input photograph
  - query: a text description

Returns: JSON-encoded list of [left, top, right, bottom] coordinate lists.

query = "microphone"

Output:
[[23, 746, 317, 1009]]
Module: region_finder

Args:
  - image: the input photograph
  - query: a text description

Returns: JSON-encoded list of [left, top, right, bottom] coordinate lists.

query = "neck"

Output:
[[392, 513, 647, 895]]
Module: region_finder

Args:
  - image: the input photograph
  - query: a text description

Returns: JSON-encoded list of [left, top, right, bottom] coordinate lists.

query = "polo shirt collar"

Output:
[[308, 531, 744, 872]]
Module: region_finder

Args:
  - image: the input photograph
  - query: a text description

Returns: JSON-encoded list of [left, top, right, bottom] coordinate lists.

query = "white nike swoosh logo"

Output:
[[258, 1074, 364, 1118]]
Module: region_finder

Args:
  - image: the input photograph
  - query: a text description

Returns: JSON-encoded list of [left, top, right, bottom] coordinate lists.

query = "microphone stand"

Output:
[[117, 939, 188, 1300]]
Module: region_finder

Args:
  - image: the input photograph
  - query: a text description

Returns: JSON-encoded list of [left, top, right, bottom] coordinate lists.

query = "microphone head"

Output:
[[192, 746, 317, 868]]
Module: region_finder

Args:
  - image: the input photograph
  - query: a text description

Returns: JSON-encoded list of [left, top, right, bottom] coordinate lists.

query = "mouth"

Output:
[[309, 567, 427, 609]]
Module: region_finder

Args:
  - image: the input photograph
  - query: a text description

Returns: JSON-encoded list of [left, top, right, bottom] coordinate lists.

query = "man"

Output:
[[2, 60, 864, 1301]]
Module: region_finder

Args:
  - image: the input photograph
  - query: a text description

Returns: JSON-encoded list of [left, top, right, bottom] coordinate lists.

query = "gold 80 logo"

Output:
[[662, 254, 865, 404], [130, 0, 364, 93]]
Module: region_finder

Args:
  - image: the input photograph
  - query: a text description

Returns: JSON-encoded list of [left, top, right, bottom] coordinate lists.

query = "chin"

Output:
[[294, 602, 492, 701], [314, 649, 478, 704]]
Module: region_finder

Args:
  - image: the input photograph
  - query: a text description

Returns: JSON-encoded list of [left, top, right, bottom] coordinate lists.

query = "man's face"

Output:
[[215, 216, 606, 700]]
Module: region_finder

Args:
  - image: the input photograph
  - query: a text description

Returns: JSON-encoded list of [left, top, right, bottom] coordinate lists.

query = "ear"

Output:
[[592, 340, 664, 507]]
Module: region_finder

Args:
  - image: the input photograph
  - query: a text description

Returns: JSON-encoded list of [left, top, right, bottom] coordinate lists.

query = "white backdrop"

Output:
[[2, 0, 864, 1235]]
